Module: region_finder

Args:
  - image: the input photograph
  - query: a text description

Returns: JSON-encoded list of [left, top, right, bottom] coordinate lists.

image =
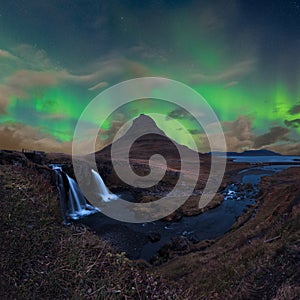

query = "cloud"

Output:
[[1, 114, 298, 155], [97, 119, 127, 143], [223, 81, 239, 89], [0, 41, 297, 155], [68, 55, 150, 88], [0, 121, 119, 154], [0, 70, 59, 113], [0, 122, 70, 153], [224, 116, 254, 141], [0, 44, 151, 113], [284, 119, 300, 128], [194, 116, 297, 154], [166, 108, 193, 120], [267, 143, 300, 156], [253, 127, 290, 148], [288, 104, 300, 115], [222, 116, 254, 152], [11, 44, 52, 71], [189, 129, 203, 135], [188, 59, 255, 84], [0, 44, 155, 151], [0, 49, 19, 61], [0, 45, 63, 113], [193, 116, 254, 153], [129, 43, 168, 63], [5, 69, 57, 87], [201, 117, 299, 154], [88, 81, 108, 91]]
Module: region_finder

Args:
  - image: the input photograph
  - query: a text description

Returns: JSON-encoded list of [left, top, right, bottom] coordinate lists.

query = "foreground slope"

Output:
[[159, 167, 300, 299], [0, 161, 189, 299], [0, 150, 299, 299]]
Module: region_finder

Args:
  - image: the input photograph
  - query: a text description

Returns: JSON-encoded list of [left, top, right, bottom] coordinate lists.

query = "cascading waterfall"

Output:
[[91, 169, 118, 202], [66, 174, 99, 219], [52, 165, 70, 225], [51, 165, 99, 221], [51, 165, 118, 222]]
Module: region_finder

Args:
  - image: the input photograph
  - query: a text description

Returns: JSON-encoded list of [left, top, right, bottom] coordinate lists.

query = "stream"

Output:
[[70, 158, 299, 261], [54, 157, 299, 261]]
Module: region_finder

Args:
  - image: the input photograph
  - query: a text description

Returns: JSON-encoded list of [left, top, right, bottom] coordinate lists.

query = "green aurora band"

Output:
[[1, 74, 299, 148], [0, 0, 299, 153]]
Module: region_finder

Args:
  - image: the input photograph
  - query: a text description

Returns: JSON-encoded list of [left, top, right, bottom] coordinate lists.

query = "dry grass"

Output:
[[1, 154, 299, 299], [0, 164, 190, 299], [158, 168, 300, 299]]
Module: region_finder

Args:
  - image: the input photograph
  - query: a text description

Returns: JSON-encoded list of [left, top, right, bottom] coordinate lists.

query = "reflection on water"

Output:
[[227, 155, 300, 163]]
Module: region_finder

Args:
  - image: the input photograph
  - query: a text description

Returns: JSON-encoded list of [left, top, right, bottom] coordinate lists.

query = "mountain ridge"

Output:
[[207, 149, 282, 156]]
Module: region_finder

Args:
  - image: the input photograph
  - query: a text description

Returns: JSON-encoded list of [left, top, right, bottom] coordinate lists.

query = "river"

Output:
[[76, 156, 300, 261]]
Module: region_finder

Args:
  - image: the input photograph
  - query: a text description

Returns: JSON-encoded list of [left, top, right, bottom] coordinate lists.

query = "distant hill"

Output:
[[239, 149, 281, 156], [207, 149, 282, 156]]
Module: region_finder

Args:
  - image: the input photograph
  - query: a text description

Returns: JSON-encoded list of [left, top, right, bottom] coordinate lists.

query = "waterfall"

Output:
[[91, 169, 118, 202], [53, 165, 70, 225], [66, 174, 99, 219], [52, 165, 99, 222]]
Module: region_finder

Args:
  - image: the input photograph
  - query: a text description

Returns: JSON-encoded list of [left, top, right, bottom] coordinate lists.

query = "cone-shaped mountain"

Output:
[[97, 114, 204, 164]]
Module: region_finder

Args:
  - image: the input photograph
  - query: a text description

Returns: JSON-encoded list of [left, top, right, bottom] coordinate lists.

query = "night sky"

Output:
[[0, 0, 299, 154]]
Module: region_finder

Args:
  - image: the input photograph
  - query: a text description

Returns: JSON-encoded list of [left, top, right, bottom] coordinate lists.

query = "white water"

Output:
[[66, 174, 99, 219], [52, 164, 118, 221], [91, 169, 118, 202], [50, 164, 62, 171]]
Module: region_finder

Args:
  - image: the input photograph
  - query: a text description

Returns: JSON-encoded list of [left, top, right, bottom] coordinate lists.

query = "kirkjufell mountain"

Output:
[[96, 114, 208, 167]]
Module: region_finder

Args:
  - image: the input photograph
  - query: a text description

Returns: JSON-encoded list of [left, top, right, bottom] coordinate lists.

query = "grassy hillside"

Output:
[[0, 164, 189, 299], [0, 153, 299, 299], [159, 167, 300, 299]]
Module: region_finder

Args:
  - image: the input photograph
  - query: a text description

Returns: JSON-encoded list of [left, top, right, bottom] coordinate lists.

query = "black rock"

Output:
[[147, 232, 161, 243], [171, 236, 189, 251]]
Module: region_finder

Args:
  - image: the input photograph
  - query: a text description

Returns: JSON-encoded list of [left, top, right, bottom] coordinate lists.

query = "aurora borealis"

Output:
[[0, 0, 299, 154]]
